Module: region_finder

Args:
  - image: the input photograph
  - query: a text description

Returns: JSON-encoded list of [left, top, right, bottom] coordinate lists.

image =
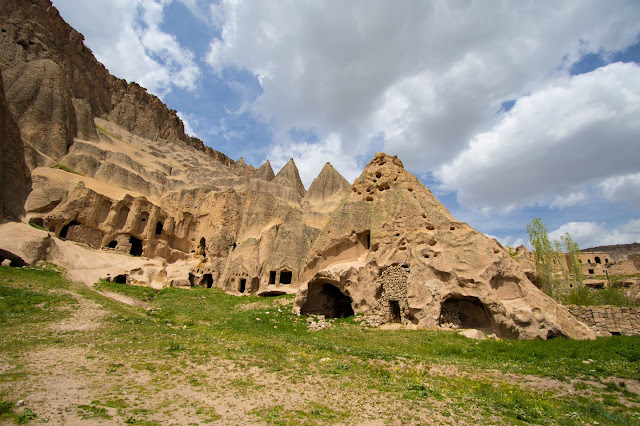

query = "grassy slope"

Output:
[[0, 265, 639, 425]]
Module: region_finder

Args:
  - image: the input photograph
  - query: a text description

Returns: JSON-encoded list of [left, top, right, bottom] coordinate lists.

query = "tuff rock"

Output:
[[0, 0, 596, 340]]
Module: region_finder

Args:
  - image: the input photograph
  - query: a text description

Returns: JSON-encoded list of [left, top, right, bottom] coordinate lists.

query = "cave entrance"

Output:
[[269, 270, 276, 285], [129, 236, 143, 256], [107, 240, 118, 249], [239, 278, 246, 293], [203, 273, 213, 288], [113, 274, 127, 284], [438, 297, 494, 332], [389, 300, 402, 323], [59, 220, 80, 239], [300, 282, 354, 318]]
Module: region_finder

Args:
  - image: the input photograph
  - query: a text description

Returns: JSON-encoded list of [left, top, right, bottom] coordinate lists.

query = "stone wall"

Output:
[[377, 265, 409, 323], [567, 305, 640, 336]]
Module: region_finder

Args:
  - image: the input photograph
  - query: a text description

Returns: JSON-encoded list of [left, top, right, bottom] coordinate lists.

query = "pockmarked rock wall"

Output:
[[0, 0, 604, 340], [567, 306, 640, 336], [293, 153, 595, 340]]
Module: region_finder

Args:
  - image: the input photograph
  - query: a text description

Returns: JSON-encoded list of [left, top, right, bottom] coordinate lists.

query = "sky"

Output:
[[52, 0, 640, 250]]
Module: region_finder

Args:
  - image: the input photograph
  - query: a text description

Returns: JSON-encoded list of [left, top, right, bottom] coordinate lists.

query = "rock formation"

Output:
[[0, 0, 597, 339], [0, 71, 31, 221], [292, 153, 593, 339], [273, 159, 306, 199]]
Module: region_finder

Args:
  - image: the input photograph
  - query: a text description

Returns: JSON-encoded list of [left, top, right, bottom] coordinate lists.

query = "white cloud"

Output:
[[549, 220, 640, 249], [549, 192, 588, 209], [205, 0, 640, 174], [268, 134, 362, 188], [599, 173, 640, 206], [176, 111, 198, 138], [52, 0, 200, 96], [437, 62, 640, 211], [486, 234, 527, 249]]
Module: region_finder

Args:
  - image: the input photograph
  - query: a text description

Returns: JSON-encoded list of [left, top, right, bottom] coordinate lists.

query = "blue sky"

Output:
[[52, 0, 640, 249]]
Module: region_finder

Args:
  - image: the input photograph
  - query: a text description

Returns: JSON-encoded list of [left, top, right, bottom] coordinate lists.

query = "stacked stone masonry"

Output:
[[376, 265, 409, 324], [567, 305, 640, 336]]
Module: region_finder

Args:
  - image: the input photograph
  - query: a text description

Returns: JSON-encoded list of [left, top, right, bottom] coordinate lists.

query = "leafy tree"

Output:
[[527, 218, 583, 297], [561, 232, 583, 287], [527, 218, 554, 295]]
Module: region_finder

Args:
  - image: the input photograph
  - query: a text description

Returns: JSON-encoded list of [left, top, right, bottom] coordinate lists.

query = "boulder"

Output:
[[0, 222, 51, 265]]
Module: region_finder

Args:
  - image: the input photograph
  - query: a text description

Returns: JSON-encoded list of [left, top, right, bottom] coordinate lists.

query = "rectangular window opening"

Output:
[[279, 271, 292, 285]]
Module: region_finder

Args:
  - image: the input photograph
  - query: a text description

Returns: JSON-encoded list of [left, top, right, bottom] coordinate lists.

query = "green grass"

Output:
[[27, 221, 46, 231], [560, 285, 638, 307], [50, 163, 82, 175], [95, 279, 162, 302], [1, 265, 639, 424], [16, 408, 36, 424], [96, 125, 122, 141], [77, 404, 112, 420]]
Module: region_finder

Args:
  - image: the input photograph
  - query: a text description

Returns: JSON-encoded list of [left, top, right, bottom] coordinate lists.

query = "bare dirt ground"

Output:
[[3, 290, 464, 425], [2, 283, 639, 425]]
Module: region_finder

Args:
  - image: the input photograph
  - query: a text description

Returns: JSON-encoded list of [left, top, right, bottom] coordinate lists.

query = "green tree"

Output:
[[527, 218, 583, 297], [561, 232, 583, 287], [527, 218, 554, 295]]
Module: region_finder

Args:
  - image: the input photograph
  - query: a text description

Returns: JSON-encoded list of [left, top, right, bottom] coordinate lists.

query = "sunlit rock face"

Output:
[[0, 0, 596, 340], [293, 153, 595, 340]]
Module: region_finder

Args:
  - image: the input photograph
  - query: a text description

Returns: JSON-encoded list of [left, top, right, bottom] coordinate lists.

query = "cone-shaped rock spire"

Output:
[[253, 159, 275, 181], [305, 162, 350, 202], [273, 158, 306, 197], [235, 157, 248, 168]]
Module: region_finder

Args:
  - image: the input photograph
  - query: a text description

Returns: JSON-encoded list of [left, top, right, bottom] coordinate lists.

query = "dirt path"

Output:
[[95, 290, 151, 309]]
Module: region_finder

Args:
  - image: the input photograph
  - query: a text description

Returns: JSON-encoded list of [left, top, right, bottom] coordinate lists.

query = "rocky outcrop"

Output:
[[0, 72, 30, 221], [273, 159, 306, 199], [293, 153, 595, 340], [2, 59, 77, 161], [72, 98, 99, 141], [0, 0, 232, 166], [253, 160, 275, 181], [305, 162, 350, 202]]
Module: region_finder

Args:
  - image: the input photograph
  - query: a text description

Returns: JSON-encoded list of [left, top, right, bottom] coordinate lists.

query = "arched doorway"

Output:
[[300, 282, 354, 318], [439, 296, 494, 332]]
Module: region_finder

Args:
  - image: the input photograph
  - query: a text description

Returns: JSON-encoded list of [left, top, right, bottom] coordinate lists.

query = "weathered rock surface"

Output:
[[293, 153, 595, 340], [273, 159, 306, 199], [3, 59, 77, 161], [0, 72, 31, 221], [0, 0, 606, 340], [253, 160, 275, 182], [306, 163, 350, 199]]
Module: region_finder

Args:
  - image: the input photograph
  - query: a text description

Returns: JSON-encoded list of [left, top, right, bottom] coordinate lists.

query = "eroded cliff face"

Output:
[[0, 0, 597, 340], [292, 153, 595, 340], [0, 0, 231, 166], [0, 71, 31, 222]]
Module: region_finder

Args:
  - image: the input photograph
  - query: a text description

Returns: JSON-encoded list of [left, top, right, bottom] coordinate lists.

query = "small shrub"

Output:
[[167, 341, 184, 352], [17, 408, 36, 423], [560, 286, 637, 307], [0, 400, 11, 415]]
